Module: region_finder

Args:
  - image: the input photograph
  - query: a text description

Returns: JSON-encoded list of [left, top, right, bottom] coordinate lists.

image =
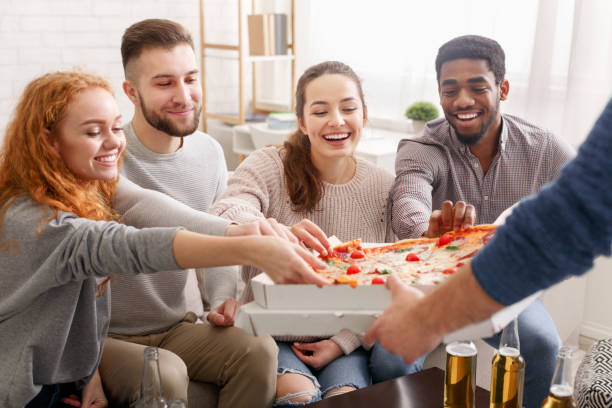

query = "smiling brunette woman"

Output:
[[0, 71, 328, 408], [210, 61, 427, 407]]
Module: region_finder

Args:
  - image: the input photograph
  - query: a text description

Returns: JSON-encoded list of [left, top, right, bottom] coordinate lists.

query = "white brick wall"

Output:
[[0, 0, 208, 142]]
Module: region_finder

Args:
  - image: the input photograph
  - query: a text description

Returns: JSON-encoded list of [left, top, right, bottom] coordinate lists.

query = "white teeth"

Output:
[[457, 113, 478, 120], [324, 133, 349, 140], [97, 154, 117, 162]]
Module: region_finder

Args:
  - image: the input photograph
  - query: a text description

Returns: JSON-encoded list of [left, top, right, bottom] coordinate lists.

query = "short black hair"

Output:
[[435, 35, 506, 84]]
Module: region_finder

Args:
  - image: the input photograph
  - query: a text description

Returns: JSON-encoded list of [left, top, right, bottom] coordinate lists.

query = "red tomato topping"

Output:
[[371, 277, 386, 285], [456, 262, 464, 267], [437, 233, 453, 247], [350, 250, 366, 259], [346, 264, 361, 275], [335, 246, 349, 253], [405, 253, 420, 262], [442, 268, 456, 275]]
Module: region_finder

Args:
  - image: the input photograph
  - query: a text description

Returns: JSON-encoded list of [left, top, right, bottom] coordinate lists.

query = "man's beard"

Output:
[[450, 102, 499, 146], [139, 93, 201, 137]]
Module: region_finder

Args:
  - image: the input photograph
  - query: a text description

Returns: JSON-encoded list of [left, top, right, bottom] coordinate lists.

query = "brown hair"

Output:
[[121, 19, 194, 80], [282, 61, 366, 213], [0, 71, 118, 232]]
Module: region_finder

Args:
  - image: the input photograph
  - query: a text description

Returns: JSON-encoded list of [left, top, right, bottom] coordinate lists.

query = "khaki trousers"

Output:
[[99, 315, 278, 408]]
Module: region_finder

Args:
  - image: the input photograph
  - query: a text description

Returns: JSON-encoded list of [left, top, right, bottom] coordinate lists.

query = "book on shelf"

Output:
[[273, 14, 287, 55], [247, 13, 287, 56]]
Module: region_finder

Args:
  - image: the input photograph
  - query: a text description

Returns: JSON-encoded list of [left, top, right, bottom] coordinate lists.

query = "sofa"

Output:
[[574, 338, 612, 407]]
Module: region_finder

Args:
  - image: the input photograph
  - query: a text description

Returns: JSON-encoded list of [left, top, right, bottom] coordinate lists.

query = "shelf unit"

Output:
[[199, 0, 296, 131]]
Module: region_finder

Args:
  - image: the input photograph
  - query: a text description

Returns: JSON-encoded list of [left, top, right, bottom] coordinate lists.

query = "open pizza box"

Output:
[[235, 205, 536, 342], [251, 272, 394, 310], [236, 273, 540, 342]]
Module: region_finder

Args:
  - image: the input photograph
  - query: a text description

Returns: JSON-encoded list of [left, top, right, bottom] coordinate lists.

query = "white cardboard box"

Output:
[[239, 211, 538, 342], [235, 302, 382, 338], [251, 270, 437, 310], [252, 273, 391, 310], [238, 273, 540, 342]]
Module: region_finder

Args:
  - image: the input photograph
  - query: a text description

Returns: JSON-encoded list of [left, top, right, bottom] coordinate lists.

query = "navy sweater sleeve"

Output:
[[472, 98, 612, 305]]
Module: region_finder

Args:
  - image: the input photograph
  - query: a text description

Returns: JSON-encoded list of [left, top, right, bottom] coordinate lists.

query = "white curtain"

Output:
[[294, 0, 612, 146]]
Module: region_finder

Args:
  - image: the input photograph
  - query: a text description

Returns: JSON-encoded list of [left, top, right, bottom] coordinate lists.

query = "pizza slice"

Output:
[[318, 225, 496, 287]]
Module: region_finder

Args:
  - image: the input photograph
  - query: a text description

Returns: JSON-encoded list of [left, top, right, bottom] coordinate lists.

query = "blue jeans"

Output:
[[369, 342, 427, 383], [483, 299, 560, 408], [275, 341, 370, 406], [275, 341, 426, 407]]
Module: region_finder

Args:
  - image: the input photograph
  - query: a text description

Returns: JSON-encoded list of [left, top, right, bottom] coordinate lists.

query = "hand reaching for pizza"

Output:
[[225, 218, 299, 244], [247, 236, 330, 286], [364, 275, 437, 363], [424, 200, 475, 238], [291, 219, 331, 256], [291, 339, 344, 370], [207, 298, 242, 327]]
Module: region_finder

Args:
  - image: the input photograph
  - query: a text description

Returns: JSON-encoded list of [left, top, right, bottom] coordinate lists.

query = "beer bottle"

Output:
[[132, 347, 168, 408], [490, 318, 525, 408], [444, 340, 478, 408], [540, 346, 576, 408]]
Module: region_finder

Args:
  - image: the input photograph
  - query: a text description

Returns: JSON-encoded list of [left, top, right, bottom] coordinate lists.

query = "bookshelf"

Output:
[[199, 0, 296, 131]]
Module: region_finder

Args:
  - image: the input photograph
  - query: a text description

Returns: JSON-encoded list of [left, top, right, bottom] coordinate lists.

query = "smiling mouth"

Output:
[[323, 133, 351, 141], [95, 153, 118, 163], [454, 112, 481, 121]]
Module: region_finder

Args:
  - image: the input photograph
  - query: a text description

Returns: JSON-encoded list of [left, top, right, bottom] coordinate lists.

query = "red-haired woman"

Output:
[[0, 71, 326, 408]]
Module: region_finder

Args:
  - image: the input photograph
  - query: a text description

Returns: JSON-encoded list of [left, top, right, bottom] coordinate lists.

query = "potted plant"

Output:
[[404, 101, 439, 134]]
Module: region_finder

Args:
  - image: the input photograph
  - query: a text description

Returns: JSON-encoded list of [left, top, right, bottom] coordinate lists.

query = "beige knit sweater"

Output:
[[210, 146, 395, 354]]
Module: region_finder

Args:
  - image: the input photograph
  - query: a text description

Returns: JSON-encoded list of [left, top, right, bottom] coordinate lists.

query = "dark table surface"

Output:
[[305, 367, 490, 407]]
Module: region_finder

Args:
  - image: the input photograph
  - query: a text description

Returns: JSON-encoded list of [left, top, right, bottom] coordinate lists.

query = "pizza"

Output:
[[319, 225, 496, 288]]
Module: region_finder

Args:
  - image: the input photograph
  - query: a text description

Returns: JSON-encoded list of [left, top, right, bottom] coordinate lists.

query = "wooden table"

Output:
[[305, 367, 490, 407]]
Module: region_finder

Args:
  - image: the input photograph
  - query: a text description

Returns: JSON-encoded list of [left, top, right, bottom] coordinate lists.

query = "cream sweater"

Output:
[[210, 146, 395, 353]]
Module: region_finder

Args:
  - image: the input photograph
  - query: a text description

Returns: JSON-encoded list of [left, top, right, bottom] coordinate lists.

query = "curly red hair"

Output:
[[0, 71, 120, 230]]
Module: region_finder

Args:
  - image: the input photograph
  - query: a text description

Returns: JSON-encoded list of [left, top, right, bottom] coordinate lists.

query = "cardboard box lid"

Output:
[[252, 272, 437, 310], [252, 272, 436, 310], [236, 291, 540, 342], [236, 302, 380, 337]]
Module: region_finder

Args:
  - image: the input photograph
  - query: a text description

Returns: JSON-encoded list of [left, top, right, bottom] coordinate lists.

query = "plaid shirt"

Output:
[[391, 114, 576, 239]]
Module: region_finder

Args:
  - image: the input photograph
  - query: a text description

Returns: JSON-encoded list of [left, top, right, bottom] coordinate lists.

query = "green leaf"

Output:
[[396, 247, 413, 253], [445, 245, 460, 251], [379, 269, 392, 275]]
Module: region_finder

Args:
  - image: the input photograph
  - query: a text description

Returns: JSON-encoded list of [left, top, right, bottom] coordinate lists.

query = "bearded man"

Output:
[[98, 19, 278, 408], [390, 35, 575, 408]]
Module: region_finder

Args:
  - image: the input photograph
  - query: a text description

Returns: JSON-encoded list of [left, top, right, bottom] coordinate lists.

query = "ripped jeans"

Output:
[[274, 341, 426, 407]]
